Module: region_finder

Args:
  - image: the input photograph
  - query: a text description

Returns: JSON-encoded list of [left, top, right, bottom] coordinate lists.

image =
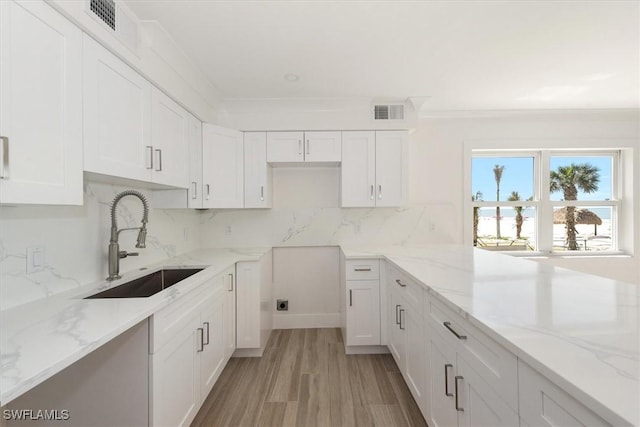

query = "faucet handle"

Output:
[[118, 251, 139, 259]]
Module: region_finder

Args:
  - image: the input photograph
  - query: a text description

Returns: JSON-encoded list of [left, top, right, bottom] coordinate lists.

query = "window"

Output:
[[470, 150, 620, 254]]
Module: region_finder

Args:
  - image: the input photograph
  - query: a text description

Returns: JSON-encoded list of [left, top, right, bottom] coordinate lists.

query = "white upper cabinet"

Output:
[[84, 34, 189, 188], [267, 131, 341, 165], [244, 132, 272, 208], [304, 131, 342, 163], [267, 131, 304, 163], [150, 87, 189, 188], [187, 115, 203, 208], [375, 131, 408, 207], [83, 34, 152, 183], [341, 131, 376, 207], [0, 0, 83, 205], [341, 130, 408, 207], [202, 124, 244, 208]]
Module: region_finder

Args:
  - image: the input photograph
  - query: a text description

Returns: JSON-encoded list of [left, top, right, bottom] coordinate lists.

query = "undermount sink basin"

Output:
[[85, 268, 204, 299]]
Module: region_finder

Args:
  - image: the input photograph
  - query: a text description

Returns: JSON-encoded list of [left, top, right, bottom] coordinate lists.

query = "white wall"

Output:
[[271, 247, 340, 328], [0, 181, 200, 310]]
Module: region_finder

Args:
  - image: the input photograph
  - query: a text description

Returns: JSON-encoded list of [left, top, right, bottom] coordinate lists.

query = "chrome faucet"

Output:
[[108, 190, 149, 281]]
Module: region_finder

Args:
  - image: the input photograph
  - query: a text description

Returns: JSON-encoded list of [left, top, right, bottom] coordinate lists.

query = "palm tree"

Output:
[[507, 191, 523, 239], [472, 191, 483, 246], [493, 165, 505, 238], [550, 163, 600, 250]]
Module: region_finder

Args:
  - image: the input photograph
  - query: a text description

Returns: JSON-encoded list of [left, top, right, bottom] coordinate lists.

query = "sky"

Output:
[[471, 155, 612, 202]]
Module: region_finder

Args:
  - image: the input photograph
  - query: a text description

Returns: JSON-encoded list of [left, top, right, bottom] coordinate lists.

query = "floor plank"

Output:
[[192, 328, 428, 427]]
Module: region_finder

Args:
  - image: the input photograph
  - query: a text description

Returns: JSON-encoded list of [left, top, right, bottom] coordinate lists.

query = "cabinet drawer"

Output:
[[518, 361, 611, 427], [345, 259, 380, 281], [388, 264, 422, 312], [425, 293, 518, 411]]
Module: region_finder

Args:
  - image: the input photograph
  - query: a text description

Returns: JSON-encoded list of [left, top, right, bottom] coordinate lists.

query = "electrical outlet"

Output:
[[225, 225, 232, 235], [26, 246, 46, 274], [276, 299, 288, 311]]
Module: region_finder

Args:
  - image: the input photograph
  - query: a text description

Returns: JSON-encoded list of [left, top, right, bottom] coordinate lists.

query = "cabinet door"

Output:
[[202, 124, 244, 208], [152, 314, 201, 427], [200, 285, 226, 399], [0, 0, 83, 205], [404, 306, 426, 408], [427, 328, 458, 427], [518, 361, 610, 427], [151, 87, 189, 188], [83, 34, 152, 183], [187, 114, 203, 208], [236, 261, 260, 349], [244, 132, 271, 208], [304, 131, 342, 163], [341, 131, 376, 207], [266, 131, 304, 163], [375, 131, 408, 207], [457, 358, 519, 427], [346, 280, 381, 346], [224, 268, 237, 360], [388, 290, 406, 369]]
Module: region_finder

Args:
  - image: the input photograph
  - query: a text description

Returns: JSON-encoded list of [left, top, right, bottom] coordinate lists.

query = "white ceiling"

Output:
[[124, 0, 639, 111]]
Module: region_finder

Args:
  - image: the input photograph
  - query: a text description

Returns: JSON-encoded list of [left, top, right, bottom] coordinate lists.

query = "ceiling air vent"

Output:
[[374, 104, 405, 120], [90, 0, 116, 30]]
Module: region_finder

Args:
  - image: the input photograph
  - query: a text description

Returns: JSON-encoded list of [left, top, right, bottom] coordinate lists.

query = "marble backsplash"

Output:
[[198, 203, 459, 249], [0, 181, 200, 311]]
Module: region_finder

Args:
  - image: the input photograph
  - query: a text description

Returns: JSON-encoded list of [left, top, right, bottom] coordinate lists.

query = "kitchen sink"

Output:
[[85, 268, 204, 299]]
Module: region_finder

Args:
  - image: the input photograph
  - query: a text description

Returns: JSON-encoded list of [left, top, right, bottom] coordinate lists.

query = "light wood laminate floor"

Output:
[[191, 328, 428, 427]]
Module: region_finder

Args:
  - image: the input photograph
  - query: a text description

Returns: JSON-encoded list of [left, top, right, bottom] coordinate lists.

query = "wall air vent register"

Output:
[[90, 0, 116, 30], [374, 104, 405, 120]]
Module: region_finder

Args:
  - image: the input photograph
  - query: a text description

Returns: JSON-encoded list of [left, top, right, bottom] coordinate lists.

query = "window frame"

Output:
[[464, 139, 631, 257]]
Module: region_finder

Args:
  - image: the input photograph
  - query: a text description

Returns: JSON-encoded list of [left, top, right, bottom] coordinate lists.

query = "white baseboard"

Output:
[[273, 312, 340, 329], [344, 345, 390, 355]]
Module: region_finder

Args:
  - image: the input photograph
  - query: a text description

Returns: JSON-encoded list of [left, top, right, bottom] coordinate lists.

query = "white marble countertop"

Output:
[[0, 247, 270, 405], [342, 245, 640, 427]]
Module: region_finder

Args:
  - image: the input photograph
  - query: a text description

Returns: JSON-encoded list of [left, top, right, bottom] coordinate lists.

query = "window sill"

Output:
[[510, 251, 631, 259]]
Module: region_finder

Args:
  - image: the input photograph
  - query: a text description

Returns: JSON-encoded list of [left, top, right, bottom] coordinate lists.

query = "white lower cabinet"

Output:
[[424, 292, 518, 427], [518, 360, 611, 427], [341, 257, 382, 349], [235, 251, 273, 356], [150, 269, 235, 427], [387, 266, 427, 408], [346, 280, 381, 346]]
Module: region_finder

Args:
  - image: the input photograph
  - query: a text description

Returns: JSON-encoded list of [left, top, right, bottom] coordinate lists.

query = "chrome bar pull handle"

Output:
[[399, 309, 405, 330], [206, 184, 210, 200], [395, 304, 401, 325], [370, 184, 374, 200], [395, 279, 407, 288], [260, 186, 264, 201], [378, 184, 382, 199], [455, 376, 464, 411], [146, 146, 153, 170], [444, 364, 454, 396], [0, 136, 8, 179], [154, 149, 162, 172], [354, 268, 371, 272], [444, 321, 467, 340], [228, 273, 234, 292], [197, 328, 204, 352], [306, 139, 310, 155], [298, 140, 302, 155], [192, 182, 197, 199], [349, 289, 353, 306], [203, 322, 210, 345]]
